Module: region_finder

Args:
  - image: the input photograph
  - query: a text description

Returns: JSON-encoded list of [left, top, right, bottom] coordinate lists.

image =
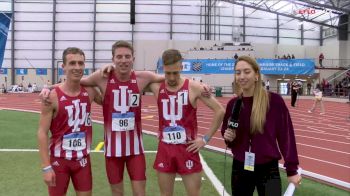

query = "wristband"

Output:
[[202, 135, 210, 144], [42, 165, 53, 173]]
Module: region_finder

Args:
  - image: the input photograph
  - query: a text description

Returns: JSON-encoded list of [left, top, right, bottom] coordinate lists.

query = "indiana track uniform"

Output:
[[103, 71, 146, 184], [153, 79, 202, 175], [49, 86, 93, 195]]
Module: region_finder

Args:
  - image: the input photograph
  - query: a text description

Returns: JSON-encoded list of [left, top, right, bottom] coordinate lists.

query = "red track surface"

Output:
[[1, 93, 349, 189]]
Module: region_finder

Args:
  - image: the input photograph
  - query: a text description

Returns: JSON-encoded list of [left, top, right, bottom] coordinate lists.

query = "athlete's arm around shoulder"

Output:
[[136, 71, 165, 90], [80, 69, 107, 90], [148, 82, 161, 99], [85, 87, 103, 105]]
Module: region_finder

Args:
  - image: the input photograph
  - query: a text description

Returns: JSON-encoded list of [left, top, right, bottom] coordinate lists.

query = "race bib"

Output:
[[62, 132, 86, 151], [162, 125, 186, 144], [112, 112, 135, 131]]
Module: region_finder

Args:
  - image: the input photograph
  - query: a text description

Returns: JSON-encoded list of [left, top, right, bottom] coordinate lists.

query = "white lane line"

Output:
[[297, 143, 350, 155], [298, 155, 350, 169], [296, 128, 349, 137], [296, 134, 350, 145], [0, 149, 158, 153], [200, 153, 231, 196]]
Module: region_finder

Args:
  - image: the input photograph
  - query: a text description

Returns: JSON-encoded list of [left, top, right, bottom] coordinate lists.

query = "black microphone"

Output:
[[227, 97, 242, 129]]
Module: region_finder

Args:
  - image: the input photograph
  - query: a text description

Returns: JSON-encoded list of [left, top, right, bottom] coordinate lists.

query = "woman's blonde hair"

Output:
[[234, 56, 270, 135]]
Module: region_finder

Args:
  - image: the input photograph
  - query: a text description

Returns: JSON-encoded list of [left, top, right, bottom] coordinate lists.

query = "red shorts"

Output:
[[49, 156, 92, 196], [153, 141, 202, 175], [105, 154, 146, 184]]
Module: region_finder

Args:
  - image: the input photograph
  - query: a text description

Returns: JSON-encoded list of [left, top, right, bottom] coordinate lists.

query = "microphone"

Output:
[[283, 168, 302, 196], [227, 97, 242, 129]]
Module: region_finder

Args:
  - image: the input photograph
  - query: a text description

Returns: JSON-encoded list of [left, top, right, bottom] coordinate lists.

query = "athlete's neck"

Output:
[[61, 80, 81, 96], [165, 77, 185, 92], [115, 70, 131, 82]]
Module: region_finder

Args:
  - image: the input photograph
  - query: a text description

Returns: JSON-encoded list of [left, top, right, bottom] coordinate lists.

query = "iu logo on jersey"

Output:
[[161, 91, 188, 126], [112, 86, 139, 114], [65, 99, 91, 132]]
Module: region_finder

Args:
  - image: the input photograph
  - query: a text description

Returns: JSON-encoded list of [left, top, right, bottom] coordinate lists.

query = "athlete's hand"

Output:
[[43, 170, 56, 187], [224, 128, 236, 142], [186, 137, 206, 153], [288, 174, 302, 188], [39, 88, 52, 105], [100, 63, 115, 78], [201, 84, 212, 98]]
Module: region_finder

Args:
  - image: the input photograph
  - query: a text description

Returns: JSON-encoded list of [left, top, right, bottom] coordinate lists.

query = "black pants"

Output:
[[231, 159, 281, 196], [291, 91, 297, 107]]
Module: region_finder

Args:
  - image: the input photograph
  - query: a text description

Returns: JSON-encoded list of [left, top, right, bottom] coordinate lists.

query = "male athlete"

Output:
[[37, 47, 101, 196], [148, 49, 225, 196]]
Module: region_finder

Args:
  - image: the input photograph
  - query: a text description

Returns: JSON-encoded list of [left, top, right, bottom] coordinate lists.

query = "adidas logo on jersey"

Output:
[[60, 96, 67, 101], [160, 89, 165, 93], [110, 79, 115, 84], [158, 163, 164, 168], [131, 79, 136, 83], [82, 92, 88, 96], [52, 161, 60, 166]]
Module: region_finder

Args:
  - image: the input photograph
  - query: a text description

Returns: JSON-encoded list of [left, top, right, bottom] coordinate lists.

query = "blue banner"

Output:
[[58, 68, 64, 75], [0, 68, 7, 74], [0, 13, 12, 69], [157, 59, 314, 75], [258, 59, 314, 75], [16, 68, 28, 75], [36, 68, 47, 75]]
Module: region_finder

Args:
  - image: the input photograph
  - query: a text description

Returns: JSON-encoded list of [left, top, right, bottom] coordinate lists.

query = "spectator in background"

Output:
[[1, 84, 6, 93], [265, 79, 270, 90], [319, 53, 324, 67], [287, 54, 291, 59], [283, 55, 287, 59], [291, 54, 295, 59], [308, 84, 325, 115], [33, 83, 37, 92], [291, 80, 300, 107], [287, 81, 291, 95], [307, 81, 312, 95], [234, 53, 239, 60], [28, 83, 33, 93]]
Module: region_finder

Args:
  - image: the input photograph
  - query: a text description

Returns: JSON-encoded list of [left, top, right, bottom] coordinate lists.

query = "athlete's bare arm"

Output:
[[136, 71, 165, 92], [86, 87, 103, 105], [80, 70, 108, 94], [37, 90, 58, 187], [186, 81, 225, 153], [40, 69, 107, 104], [148, 82, 161, 98]]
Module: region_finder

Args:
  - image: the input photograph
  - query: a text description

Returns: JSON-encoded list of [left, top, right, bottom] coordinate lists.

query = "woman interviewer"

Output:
[[221, 56, 302, 195]]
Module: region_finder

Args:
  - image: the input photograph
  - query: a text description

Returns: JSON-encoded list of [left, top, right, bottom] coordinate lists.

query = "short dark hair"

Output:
[[62, 47, 85, 64], [162, 49, 182, 66], [112, 41, 134, 57]]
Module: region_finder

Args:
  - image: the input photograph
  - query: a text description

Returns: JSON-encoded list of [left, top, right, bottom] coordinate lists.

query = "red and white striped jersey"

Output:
[[49, 86, 92, 160], [157, 79, 198, 143], [103, 71, 143, 157]]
